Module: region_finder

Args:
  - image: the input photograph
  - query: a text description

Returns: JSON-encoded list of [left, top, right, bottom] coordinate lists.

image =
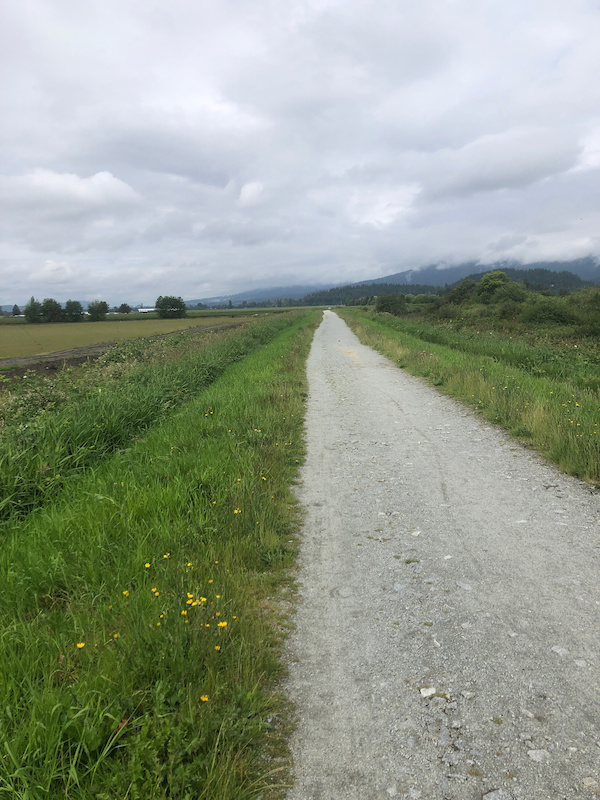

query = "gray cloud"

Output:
[[2, 0, 600, 304]]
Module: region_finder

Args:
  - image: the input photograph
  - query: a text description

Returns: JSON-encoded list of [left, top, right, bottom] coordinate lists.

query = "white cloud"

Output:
[[238, 181, 265, 207], [0, 170, 140, 218], [1, 0, 600, 303]]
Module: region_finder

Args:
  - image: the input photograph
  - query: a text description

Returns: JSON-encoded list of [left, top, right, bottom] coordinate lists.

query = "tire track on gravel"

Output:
[[285, 310, 600, 800]]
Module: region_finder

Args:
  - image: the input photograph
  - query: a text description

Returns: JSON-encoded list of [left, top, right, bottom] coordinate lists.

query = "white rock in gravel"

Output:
[[483, 790, 513, 800], [528, 749, 550, 762], [551, 645, 569, 656], [456, 582, 473, 591], [420, 687, 436, 698]]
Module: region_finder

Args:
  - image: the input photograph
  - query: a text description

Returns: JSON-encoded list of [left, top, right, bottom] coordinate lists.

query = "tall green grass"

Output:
[[360, 315, 600, 390], [339, 308, 600, 482], [0, 311, 319, 799], [0, 314, 305, 527]]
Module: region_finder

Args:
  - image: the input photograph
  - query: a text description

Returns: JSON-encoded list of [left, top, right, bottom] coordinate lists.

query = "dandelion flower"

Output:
[[215, 645, 221, 651], [218, 621, 227, 628], [144, 563, 150, 568], [200, 695, 209, 702], [163, 553, 170, 559], [181, 610, 187, 616], [122, 590, 129, 597], [76, 642, 85, 649]]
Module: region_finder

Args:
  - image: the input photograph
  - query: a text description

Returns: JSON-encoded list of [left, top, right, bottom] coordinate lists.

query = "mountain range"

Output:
[[4, 257, 599, 313], [192, 256, 600, 306]]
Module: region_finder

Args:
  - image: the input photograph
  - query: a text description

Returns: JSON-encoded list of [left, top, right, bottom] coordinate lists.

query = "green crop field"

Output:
[[0, 316, 251, 359]]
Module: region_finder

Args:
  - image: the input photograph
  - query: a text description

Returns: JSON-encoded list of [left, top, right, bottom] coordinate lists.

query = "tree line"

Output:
[[17, 295, 187, 322]]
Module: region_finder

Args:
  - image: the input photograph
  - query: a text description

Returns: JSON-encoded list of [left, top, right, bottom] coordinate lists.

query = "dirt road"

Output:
[[285, 311, 600, 800]]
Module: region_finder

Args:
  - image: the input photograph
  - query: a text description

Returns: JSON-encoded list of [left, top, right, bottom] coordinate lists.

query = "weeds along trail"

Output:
[[0, 311, 319, 800], [286, 310, 600, 800]]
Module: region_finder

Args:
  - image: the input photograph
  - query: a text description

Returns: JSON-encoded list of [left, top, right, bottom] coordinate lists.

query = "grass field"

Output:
[[339, 307, 600, 483], [0, 316, 256, 360], [0, 309, 320, 798]]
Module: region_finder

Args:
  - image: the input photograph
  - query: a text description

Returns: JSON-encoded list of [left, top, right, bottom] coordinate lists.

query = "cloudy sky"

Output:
[[2, 0, 600, 305]]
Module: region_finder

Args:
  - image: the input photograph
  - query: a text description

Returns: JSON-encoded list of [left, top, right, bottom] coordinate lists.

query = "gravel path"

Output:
[[285, 311, 600, 800]]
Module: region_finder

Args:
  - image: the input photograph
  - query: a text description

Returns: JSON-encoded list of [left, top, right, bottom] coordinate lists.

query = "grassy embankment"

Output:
[[338, 307, 600, 483], [0, 310, 320, 798]]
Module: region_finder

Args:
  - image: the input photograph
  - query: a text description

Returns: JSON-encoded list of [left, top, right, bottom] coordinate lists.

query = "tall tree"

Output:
[[118, 303, 132, 314], [87, 300, 109, 321], [155, 296, 186, 318], [11, 304, 20, 316], [41, 298, 64, 322], [24, 296, 42, 323], [64, 299, 84, 322]]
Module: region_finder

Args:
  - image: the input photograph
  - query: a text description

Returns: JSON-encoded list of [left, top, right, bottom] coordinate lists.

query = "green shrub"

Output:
[[520, 298, 578, 325], [375, 294, 407, 315]]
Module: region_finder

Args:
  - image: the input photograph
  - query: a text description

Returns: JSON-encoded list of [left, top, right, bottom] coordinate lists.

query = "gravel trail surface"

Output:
[[285, 311, 600, 800]]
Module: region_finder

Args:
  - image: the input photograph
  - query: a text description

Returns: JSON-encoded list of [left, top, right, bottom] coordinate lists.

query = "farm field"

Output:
[[0, 316, 253, 359], [339, 307, 600, 482], [0, 309, 320, 798]]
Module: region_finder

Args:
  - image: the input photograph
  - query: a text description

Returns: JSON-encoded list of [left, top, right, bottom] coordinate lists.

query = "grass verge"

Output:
[[0, 310, 320, 799], [338, 308, 600, 483], [0, 313, 306, 527]]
